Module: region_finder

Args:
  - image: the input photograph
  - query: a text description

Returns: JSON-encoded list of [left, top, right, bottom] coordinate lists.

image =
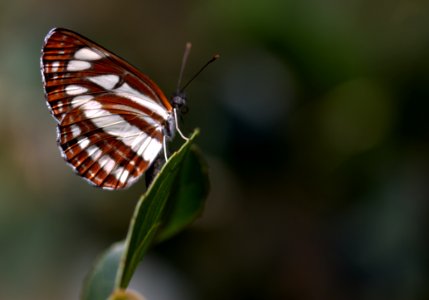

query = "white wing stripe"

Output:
[[70, 124, 81, 138], [86, 76, 169, 121], [71, 95, 93, 108], [114, 83, 169, 120], [79, 137, 90, 149], [98, 155, 116, 174], [66, 85, 88, 95], [88, 75, 120, 90], [135, 135, 162, 161], [143, 138, 162, 161], [74, 48, 103, 60], [51, 61, 60, 72], [119, 169, 130, 183], [86, 145, 101, 159], [67, 60, 91, 71], [113, 167, 130, 184], [80, 100, 162, 161]]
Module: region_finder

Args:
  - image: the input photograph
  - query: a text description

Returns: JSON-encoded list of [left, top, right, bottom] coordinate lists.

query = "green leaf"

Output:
[[81, 242, 124, 300], [82, 129, 209, 299], [156, 145, 209, 241], [115, 129, 204, 288]]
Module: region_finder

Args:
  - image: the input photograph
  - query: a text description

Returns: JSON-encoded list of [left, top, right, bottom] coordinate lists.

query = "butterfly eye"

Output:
[[172, 94, 187, 109]]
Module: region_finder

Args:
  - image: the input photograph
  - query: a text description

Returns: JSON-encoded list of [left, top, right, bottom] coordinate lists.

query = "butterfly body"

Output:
[[41, 28, 185, 190]]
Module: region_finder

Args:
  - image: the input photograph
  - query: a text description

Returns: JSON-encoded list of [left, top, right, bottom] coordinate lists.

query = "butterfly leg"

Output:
[[174, 108, 189, 141], [163, 134, 169, 161]]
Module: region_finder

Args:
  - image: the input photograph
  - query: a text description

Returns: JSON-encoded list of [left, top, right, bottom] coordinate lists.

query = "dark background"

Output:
[[1, 0, 429, 299]]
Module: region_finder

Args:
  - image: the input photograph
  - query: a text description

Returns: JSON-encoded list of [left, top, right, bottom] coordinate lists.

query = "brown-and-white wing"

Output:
[[41, 28, 173, 189]]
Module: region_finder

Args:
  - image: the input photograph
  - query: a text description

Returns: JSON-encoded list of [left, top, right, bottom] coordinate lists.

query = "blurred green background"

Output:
[[1, 0, 429, 299]]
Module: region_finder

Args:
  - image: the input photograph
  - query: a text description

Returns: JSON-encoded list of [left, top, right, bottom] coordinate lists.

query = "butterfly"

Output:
[[40, 28, 217, 190]]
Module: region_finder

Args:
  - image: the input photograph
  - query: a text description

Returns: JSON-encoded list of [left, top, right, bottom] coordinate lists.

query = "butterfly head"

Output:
[[172, 92, 189, 114]]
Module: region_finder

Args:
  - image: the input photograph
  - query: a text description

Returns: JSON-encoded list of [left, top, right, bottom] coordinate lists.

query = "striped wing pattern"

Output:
[[41, 28, 173, 190]]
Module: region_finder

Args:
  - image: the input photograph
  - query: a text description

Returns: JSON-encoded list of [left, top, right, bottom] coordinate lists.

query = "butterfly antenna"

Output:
[[177, 42, 192, 94], [180, 53, 220, 92]]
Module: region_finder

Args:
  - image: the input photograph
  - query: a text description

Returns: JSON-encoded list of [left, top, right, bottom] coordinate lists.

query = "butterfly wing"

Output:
[[41, 28, 173, 189]]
